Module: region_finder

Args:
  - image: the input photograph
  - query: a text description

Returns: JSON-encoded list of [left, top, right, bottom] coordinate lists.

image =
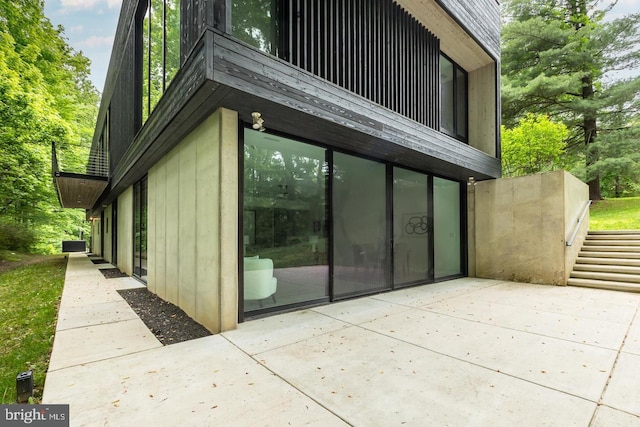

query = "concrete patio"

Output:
[[43, 253, 640, 426]]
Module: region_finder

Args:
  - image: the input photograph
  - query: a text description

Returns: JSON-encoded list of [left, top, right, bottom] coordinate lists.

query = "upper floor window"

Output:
[[141, 0, 181, 124], [440, 54, 467, 142], [231, 0, 275, 54]]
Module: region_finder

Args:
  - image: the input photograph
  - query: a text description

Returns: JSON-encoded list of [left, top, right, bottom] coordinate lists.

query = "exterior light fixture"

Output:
[[251, 112, 265, 132], [467, 176, 476, 186]]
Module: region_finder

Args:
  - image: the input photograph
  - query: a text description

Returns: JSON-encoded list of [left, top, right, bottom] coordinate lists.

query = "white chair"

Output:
[[243, 257, 277, 307]]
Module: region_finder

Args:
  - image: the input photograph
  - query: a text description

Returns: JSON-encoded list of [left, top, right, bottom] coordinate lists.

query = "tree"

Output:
[[501, 0, 640, 199], [502, 113, 569, 177], [0, 0, 98, 252]]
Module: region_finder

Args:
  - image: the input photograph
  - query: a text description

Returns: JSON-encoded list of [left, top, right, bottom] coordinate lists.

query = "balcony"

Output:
[[52, 141, 109, 209]]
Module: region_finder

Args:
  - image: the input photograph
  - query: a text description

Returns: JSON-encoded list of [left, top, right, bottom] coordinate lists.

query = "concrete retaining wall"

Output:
[[474, 171, 589, 285]]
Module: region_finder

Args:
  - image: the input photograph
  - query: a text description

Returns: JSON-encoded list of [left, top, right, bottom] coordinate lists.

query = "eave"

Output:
[[53, 172, 109, 209]]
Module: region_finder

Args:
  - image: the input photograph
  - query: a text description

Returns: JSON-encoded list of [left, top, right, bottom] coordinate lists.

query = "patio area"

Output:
[[43, 253, 640, 426]]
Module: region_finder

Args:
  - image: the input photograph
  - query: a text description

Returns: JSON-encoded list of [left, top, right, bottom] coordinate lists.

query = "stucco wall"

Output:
[[147, 108, 238, 333], [474, 171, 589, 285], [117, 187, 134, 276]]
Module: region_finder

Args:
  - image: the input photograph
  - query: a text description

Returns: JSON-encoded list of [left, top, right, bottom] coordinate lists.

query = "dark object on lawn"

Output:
[[16, 370, 33, 403], [62, 240, 86, 252]]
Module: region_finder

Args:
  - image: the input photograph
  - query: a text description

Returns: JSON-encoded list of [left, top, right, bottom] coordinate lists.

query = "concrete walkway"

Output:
[[43, 253, 640, 426]]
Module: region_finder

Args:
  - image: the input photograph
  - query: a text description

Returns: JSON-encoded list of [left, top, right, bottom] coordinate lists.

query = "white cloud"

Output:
[[60, 0, 99, 10], [69, 25, 84, 33], [60, 0, 121, 11], [78, 35, 114, 48]]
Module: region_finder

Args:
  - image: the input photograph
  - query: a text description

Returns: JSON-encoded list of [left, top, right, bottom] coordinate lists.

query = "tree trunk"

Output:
[[582, 75, 602, 201]]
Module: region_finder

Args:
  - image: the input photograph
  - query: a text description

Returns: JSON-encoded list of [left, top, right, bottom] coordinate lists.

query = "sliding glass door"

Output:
[[393, 168, 432, 286], [242, 129, 465, 316], [333, 153, 390, 298], [243, 130, 329, 313]]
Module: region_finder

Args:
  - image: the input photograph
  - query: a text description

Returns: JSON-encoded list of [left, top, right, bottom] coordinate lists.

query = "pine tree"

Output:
[[501, 0, 640, 200]]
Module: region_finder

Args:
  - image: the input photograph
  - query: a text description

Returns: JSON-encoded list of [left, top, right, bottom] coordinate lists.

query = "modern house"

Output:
[[56, 0, 508, 333]]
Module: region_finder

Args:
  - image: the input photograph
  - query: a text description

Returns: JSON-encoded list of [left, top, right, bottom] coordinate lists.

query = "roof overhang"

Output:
[[53, 172, 109, 209]]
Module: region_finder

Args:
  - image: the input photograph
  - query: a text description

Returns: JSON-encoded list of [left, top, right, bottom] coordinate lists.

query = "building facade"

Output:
[[83, 0, 501, 333]]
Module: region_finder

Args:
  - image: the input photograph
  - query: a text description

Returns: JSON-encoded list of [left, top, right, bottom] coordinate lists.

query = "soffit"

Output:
[[394, 0, 494, 71], [54, 173, 109, 209]]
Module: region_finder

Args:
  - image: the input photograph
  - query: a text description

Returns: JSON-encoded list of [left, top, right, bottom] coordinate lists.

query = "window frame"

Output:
[[439, 53, 468, 143]]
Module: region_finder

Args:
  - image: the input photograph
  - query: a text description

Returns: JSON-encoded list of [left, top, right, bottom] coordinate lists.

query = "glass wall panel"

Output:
[[150, 0, 164, 112], [134, 177, 148, 282], [243, 130, 328, 312], [165, 0, 181, 84], [142, 7, 150, 122], [393, 168, 431, 285], [439, 56, 454, 135], [333, 153, 389, 297], [232, 0, 275, 54], [434, 177, 461, 278], [139, 0, 180, 125]]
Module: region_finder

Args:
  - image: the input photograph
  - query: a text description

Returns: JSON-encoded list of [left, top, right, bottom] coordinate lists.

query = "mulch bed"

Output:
[[99, 268, 129, 279], [118, 288, 211, 345], [90, 258, 109, 264]]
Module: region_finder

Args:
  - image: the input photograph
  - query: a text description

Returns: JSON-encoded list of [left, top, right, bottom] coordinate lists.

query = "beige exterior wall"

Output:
[[468, 64, 497, 157], [117, 187, 134, 276], [563, 173, 590, 282], [103, 205, 113, 263], [147, 108, 238, 333], [474, 171, 589, 285], [91, 218, 101, 256]]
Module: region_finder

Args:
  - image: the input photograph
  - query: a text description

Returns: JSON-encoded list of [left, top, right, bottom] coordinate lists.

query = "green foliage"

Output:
[[590, 197, 640, 230], [589, 124, 640, 198], [0, 222, 37, 252], [501, 0, 640, 198], [0, 1, 98, 253], [0, 256, 66, 403], [502, 113, 569, 176]]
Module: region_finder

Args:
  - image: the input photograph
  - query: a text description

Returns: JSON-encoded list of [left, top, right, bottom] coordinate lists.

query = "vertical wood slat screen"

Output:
[[275, 0, 439, 129]]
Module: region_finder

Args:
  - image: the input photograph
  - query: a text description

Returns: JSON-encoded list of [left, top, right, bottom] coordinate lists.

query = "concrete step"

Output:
[[579, 251, 640, 259], [580, 246, 640, 253], [576, 257, 640, 267], [588, 230, 640, 236], [587, 235, 640, 241], [583, 240, 640, 246], [573, 263, 640, 275], [567, 277, 640, 293], [570, 271, 640, 283]]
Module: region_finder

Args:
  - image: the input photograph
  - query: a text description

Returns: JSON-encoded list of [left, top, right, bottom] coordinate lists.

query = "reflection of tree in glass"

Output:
[[232, 0, 274, 54], [142, 0, 181, 123]]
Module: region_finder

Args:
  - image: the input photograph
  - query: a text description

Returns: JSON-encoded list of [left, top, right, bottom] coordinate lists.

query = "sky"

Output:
[[43, 0, 639, 91], [43, 0, 123, 90]]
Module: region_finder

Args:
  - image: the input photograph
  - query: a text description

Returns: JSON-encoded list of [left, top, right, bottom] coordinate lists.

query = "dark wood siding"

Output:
[[436, 0, 500, 60], [109, 31, 138, 177], [274, 0, 440, 130]]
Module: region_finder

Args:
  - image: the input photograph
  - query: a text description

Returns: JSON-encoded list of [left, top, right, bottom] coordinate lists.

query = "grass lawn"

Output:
[[0, 254, 66, 403], [590, 196, 640, 230]]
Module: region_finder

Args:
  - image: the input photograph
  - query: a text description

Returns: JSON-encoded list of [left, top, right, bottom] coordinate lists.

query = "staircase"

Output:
[[568, 231, 640, 292]]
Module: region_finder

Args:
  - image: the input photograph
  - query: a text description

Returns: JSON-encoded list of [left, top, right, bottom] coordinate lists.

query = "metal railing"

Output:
[[566, 200, 592, 247]]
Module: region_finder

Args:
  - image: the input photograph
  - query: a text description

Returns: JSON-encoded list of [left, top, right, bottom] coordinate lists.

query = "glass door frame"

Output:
[[238, 124, 467, 322]]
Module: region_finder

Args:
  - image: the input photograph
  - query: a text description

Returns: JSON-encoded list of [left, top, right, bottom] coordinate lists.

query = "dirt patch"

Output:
[[118, 288, 211, 345], [0, 254, 58, 274], [99, 268, 129, 279]]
